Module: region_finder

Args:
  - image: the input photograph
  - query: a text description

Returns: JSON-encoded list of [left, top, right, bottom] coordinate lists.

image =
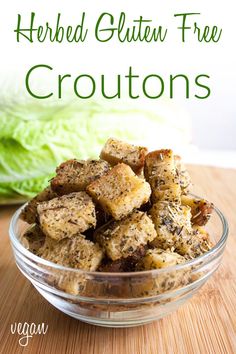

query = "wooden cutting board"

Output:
[[0, 165, 236, 354]]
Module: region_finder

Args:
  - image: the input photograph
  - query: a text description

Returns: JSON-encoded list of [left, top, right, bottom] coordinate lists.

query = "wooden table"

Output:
[[0, 165, 236, 354]]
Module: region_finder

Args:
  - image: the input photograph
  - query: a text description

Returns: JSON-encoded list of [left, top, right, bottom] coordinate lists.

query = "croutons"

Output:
[[137, 248, 185, 270], [100, 137, 148, 174], [144, 149, 181, 203], [94, 211, 156, 261], [181, 195, 214, 226], [87, 163, 151, 220], [149, 201, 192, 251], [20, 186, 57, 224], [22, 224, 46, 254], [40, 235, 103, 271], [20, 137, 214, 283], [51, 159, 110, 195], [37, 192, 96, 241]]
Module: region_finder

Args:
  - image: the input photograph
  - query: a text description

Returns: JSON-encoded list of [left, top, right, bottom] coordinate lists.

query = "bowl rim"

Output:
[[9, 197, 229, 277]]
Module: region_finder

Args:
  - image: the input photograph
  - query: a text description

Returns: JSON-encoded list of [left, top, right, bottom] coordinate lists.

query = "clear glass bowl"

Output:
[[9, 201, 228, 327]]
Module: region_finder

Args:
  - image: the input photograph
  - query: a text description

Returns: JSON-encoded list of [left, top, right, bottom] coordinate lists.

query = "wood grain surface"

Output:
[[0, 165, 236, 354]]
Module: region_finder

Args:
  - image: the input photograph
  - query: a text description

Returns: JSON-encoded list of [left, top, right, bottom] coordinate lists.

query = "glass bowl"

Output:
[[9, 201, 228, 327]]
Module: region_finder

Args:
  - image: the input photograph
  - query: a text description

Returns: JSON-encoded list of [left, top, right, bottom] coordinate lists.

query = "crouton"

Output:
[[20, 186, 57, 224], [94, 211, 156, 261], [192, 225, 211, 242], [174, 155, 191, 193], [40, 234, 103, 271], [37, 192, 96, 241], [149, 201, 192, 250], [129, 270, 191, 297], [98, 258, 127, 273], [22, 225, 46, 254], [144, 149, 181, 203], [181, 225, 212, 259], [181, 195, 214, 226], [137, 248, 185, 270], [98, 246, 147, 272], [100, 138, 148, 174], [134, 249, 190, 297], [51, 159, 110, 195], [87, 163, 151, 220], [56, 274, 86, 295], [149, 201, 212, 258]]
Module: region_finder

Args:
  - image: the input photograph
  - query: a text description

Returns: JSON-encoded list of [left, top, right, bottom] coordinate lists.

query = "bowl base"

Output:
[[57, 308, 161, 327]]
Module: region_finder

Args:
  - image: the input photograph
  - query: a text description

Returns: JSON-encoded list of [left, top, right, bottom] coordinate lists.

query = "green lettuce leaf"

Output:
[[0, 175, 51, 198]]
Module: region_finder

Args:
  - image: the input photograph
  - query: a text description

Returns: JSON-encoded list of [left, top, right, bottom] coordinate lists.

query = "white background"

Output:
[[0, 1, 235, 164]]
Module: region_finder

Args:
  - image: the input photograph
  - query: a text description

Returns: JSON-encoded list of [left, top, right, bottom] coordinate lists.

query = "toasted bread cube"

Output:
[[180, 225, 212, 259], [56, 274, 86, 295], [100, 138, 148, 174], [181, 195, 214, 226], [173, 229, 212, 258], [137, 249, 185, 270], [149, 201, 212, 258], [192, 225, 211, 242], [134, 249, 190, 297], [20, 186, 57, 224], [51, 159, 110, 195], [98, 246, 147, 272], [37, 192, 96, 241], [94, 211, 156, 261], [174, 155, 191, 193], [149, 201, 192, 250], [40, 234, 103, 271], [22, 225, 46, 254], [144, 149, 181, 203], [130, 270, 191, 297], [87, 163, 151, 220]]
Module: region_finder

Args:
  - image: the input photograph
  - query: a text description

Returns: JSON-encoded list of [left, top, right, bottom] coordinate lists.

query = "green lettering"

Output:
[[174, 13, 200, 42], [170, 74, 190, 99], [95, 13, 115, 42], [58, 74, 71, 99], [25, 64, 53, 99], [74, 75, 96, 99], [101, 75, 121, 99], [125, 67, 139, 99], [14, 12, 36, 42], [143, 74, 164, 99], [195, 74, 211, 99]]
